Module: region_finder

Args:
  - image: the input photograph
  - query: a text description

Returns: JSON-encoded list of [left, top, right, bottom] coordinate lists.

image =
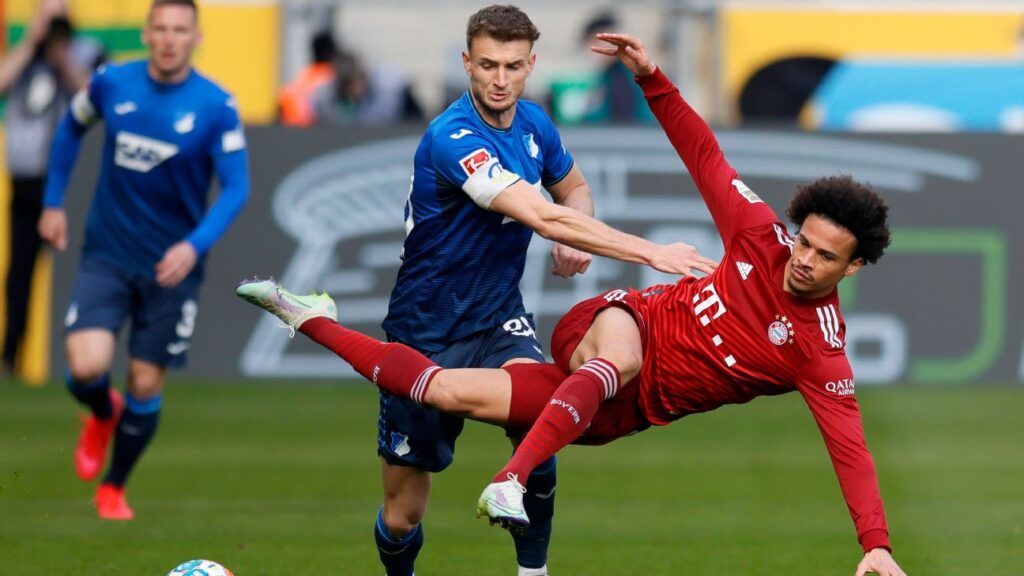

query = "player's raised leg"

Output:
[[237, 278, 510, 419], [480, 307, 643, 531]]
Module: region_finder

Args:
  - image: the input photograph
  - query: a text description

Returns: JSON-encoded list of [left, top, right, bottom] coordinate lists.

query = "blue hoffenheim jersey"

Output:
[[383, 93, 574, 351], [56, 60, 247, 279]]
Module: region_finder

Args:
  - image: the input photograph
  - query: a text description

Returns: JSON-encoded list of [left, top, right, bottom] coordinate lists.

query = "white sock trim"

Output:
[[578, 358, 621, 400], [410, 366, 441, 405]]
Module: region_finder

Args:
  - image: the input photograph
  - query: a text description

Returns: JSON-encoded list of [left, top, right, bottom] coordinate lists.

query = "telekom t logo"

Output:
[[692, 282, 726, 326]]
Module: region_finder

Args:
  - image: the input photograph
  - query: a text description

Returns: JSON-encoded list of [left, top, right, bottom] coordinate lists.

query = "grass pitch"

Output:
[[1, 378, 1021, 575]]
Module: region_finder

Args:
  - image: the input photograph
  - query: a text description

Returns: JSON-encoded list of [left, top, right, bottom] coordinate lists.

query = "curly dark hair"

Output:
[[466, 5, 540, 50], [786, 175, 891, 264]]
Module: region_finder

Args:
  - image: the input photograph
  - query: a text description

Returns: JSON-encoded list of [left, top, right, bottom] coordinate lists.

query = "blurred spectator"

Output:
[[550, 11, 651, 124], [278, 30, 337, 127], [0, 0, 89, 375], [312, 50, 424, 126]]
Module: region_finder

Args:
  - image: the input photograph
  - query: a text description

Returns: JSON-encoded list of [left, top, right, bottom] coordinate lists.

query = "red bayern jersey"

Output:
[[630, 68, 889, 553]]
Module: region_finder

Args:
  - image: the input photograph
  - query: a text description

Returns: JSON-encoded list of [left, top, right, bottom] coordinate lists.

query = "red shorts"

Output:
[[505, 289, 652, 445]]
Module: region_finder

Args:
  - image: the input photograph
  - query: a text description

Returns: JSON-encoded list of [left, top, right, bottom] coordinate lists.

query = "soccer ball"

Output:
[[166, 559, 234, 576]]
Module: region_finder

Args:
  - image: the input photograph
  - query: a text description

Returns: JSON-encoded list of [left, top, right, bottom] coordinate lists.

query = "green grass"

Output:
[[1, 379, 1022, 575]]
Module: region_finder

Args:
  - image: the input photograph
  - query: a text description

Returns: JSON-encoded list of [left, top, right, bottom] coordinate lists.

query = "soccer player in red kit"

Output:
[[236, 32, 907, 576]]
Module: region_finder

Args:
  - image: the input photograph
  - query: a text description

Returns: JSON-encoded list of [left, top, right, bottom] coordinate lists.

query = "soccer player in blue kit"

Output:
[[373, 5, 716, 575], [37, 0, 249, 520]]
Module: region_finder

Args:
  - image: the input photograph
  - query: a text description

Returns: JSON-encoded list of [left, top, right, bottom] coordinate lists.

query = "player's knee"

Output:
[[612, 349, 643, 382], [585, 348, 642, 383], [66, 355, 107, 383], [127, 365, 165, 399], [382, 504, 424, 535]]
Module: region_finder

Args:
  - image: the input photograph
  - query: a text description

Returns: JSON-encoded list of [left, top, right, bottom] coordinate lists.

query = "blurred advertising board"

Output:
[[53, 126, 1024, 385]]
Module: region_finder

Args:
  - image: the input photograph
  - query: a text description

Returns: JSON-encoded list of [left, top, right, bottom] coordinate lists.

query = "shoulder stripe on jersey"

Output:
[[773, 223, 794, 248], [816, 304, 843, 349]]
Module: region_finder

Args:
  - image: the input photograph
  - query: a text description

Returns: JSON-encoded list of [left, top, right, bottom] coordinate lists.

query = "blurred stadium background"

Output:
[[1, 1, 1023, 574]]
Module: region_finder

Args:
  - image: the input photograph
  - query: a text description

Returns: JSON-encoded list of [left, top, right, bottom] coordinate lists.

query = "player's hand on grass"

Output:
[[651, 242, 718, 277], [38, 207, 68, 251], [156, 240, 198, 287], [551, 242, 592, 277], [855, 548, 907, 576], [590, 33, 656, 77]]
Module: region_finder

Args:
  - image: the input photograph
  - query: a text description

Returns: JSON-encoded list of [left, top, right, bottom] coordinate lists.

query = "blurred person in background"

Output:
[[0, 0, 89, 376], [549, 10, 650, 125], [312, 49, 424, 126], [279, 29, 337, 127], [38, 0, 249, 520]]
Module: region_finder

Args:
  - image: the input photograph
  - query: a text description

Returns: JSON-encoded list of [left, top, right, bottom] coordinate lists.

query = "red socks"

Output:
[[299, 317, 440, 405], [497, 358, 621, 483]]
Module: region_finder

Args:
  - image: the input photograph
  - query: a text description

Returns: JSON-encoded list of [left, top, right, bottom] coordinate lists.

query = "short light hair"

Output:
[[149, 0, 198, 22], [466, 5, 540, 50]]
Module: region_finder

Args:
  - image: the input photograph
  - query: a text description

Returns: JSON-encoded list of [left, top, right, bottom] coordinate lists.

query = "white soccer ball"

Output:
[[166, 559, 234, 576]]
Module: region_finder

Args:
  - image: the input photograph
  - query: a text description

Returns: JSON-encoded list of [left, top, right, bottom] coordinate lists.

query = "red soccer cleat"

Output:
[[95, 483, 134, 520], [74, 389, 124, 481]]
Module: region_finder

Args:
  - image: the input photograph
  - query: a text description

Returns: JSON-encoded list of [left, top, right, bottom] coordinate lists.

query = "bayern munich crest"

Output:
[[768, 315, 795, 346]]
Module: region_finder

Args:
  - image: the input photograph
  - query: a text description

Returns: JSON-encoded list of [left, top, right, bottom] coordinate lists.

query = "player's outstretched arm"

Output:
[[490, 180, 717, 276], [856, 548, 907, 576], [589, 33, 656, 77]]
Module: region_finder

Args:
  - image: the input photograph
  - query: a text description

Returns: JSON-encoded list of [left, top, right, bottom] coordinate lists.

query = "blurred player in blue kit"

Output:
[[372, 5, 716, 575], [38, 0, 249, 520]]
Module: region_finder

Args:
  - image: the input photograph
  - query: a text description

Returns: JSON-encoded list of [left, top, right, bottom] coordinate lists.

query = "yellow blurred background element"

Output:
[[722, 7, 1024, 120], [1, 0, 279, 383], [5, 0, 280, 123]]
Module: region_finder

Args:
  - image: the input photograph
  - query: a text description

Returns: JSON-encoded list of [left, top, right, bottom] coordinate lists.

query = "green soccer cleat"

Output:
[[476, 473, 530, 533], [235, 278, 337, 336]]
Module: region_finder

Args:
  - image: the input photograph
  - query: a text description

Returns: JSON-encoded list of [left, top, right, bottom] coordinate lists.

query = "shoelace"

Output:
[[504, 472, 527, 495], [274, 286, 300, 338]]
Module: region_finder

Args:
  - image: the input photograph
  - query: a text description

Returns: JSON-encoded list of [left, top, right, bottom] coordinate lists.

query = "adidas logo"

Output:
[[736, 261, 753, 280]]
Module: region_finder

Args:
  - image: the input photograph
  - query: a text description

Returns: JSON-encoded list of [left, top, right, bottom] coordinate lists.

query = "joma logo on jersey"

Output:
[[459, 148, 492, 176], [825, 378, 855, 396], [115, 131, 179, 173]]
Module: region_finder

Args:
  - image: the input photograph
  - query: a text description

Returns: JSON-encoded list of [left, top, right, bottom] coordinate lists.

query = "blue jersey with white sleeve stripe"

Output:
[[383, 92, 574, 351], [44, 60, 249, 281]]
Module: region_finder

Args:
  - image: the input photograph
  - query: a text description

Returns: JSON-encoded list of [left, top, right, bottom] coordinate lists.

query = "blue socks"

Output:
[[66, 372, 113, 418], [513, 455, 556, 569], [103, 393, 161, 487], [375, 506, 423, 576]]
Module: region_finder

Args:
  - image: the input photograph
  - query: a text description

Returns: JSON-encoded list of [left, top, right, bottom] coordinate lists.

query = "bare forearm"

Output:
[[535, 204, 654, 266], [554, 184, 594, 217], [0, 41, 36, 94]]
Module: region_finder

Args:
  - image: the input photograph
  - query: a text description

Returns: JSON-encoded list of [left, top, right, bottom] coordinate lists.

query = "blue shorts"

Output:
[[64, 258, 201, 369], [378, 313, 545, 473]]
